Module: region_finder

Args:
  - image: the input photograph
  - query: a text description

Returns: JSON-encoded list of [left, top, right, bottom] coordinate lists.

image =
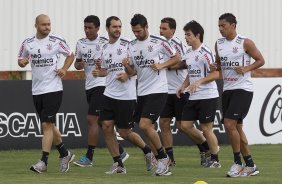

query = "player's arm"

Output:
[[151, 52, 181, 71], [55, 53, 75, 78], [122, 58, 136, 76], [92, 68, 107, 77], [168, 60, 187, 70], [213, 42, 222, 79], [176, 74, 190, 98], [235, 38, 265, 74]]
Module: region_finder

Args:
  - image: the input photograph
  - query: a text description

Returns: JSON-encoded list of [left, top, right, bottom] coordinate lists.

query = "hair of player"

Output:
[[106, 16, 120, 28], [130, 14, 148, 28], [183, 20, 204, 42], [84, 15, 100, 28], [219, 13, 237, 25], [161, 17, 176, 30]]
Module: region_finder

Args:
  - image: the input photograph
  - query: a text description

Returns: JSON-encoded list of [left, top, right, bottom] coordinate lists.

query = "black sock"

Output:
[[86, 145, 96, 161], [113, 156, 124, 167], [243, 155, 254, 167], [142, 145, 151, 154], [118, 144, 124, 155], [41, 151, 49, 165], [234, 152, 242, 165], [165, 147, 174, 162], [157, 147, 166, 159], [56, 143, 68, 158], [201, 141, 209, 152], [211, 153, 219, 162], [197, 144, 206, 152]]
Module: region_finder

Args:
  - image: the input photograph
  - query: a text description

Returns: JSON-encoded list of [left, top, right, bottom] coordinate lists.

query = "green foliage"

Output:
[[0, 145, 281, 184]]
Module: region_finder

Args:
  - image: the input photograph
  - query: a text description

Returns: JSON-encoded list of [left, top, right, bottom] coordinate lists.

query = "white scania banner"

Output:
[[244, 78, 282, 144]]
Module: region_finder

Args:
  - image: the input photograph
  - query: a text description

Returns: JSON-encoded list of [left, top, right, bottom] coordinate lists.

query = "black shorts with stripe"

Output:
[[86, 86, 105, 116], [160, 93, 189, 121], [181, 97, 218, 123], [99, 95, 136, 129], [222, 89, 253, 123], [133, 93, 168, 123], [33, 91, 63, 123]]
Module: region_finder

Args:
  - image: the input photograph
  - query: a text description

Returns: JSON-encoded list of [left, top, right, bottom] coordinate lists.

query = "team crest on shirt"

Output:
[[109, 53, 112, 58], [46, 44, 53, 51], [140, 50, 143, 56], [117, 48, 122, 55], [195, 55, 199, 62], [148, 45, 153, 52], [96, 45, 101, 51], [233, 47, 238, 53]]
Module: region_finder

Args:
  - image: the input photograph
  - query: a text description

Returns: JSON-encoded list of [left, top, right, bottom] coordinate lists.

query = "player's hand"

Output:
[[187, 81, 200, 93], [176, 86, 185, 98], [19, 58, 29, 67], [122, 58, 130, 67], [92, 68, 100, 77], [54, 68, 67, 78], [234, 66, 246, 75], [116, 72, 129, 82], [151, 63, 164, 71]]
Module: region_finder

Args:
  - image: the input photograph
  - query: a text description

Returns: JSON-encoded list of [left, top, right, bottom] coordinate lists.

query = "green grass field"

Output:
[[0, 144, 281, 184]]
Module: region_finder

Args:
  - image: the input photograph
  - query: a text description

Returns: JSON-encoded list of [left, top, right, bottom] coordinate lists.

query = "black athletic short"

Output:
[[182, 97, 218, 123], [160, 93, 189, 121], [99, 95, 136, 129], [33, 91, 63, 123], [86, 86, 105, 116], [222, 89, 253, 123], [133, 93, 168, 123]]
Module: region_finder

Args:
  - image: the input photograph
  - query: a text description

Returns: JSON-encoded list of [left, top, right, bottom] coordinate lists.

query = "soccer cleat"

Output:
[[240, 164, 259, 177], [120, 151, 130, 163], [30, 160, 47, 173], [73, 155, 93, 167], [144, 152, 157, 171], [205, 160, 221, 168], [105, 162, 126, 174], [226, 163, 244, 177], [154, 156, 171, 176], [59, 151, 75, 172], [200, 152, 210, 166]]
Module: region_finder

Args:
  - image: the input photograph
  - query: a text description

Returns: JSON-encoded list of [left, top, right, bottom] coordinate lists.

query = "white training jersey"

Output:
[[18, 33, 73, 95], [128, 34, 176, 96], [75, 35, 108, 90], [165, 36, 188, 94], [217, 34, 253, 92], [184, 43, 219, 100], [101, 37, 136, 100]]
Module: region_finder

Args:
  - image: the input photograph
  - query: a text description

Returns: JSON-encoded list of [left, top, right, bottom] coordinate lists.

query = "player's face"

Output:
[[132, 24, 148, 41], [107, 19, 122, 39], [35, 16, 51, 37], [159, 23, 174, 40], [218, 19, 235, 38], [185, 30, 197, 46], [84, 22, 99, 40]]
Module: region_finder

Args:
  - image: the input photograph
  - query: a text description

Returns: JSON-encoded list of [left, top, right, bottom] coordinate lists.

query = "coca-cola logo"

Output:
[[259, 85, 282, 136]]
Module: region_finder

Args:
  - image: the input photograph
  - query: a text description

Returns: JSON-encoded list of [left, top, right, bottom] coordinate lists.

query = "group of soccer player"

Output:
[[18, 12, 264, 177]]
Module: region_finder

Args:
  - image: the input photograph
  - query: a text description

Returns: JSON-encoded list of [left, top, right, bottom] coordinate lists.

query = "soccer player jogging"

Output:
[[92, 16, 154, 174], [176, 20, 221, 168], [213, 13, 264, 177], [18, 14, 75, 173], [73, 15, 128, 167], [123, 14, 181, 176], [158, 17, 189, 166]]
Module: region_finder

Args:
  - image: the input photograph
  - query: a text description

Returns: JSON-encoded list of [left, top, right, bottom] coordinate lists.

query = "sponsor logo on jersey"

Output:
[[161, 42, 173, 55], [148, 45, 153, 52], [232, 47, 238, 53], [46, 44, 53, 51], [195, 55, 199, 62], [96, 45, 101, 51], [117, 48, 122, 55]]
